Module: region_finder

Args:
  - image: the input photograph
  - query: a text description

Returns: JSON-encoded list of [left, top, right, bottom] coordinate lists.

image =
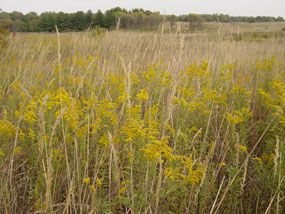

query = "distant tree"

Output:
[[212, 14, 219, 22], [104, 10, 115, 29], [148, 14, 163, 30], [14, 19, 26, 31], [1, 8, 283, 33], [218, 14, 231, 22], [256, 16, 262, 22], [144, 10, 152, 16], [56, 12, 69, 31], [29, 19, 40, 32], [230, 16, 241, 22], [23, 12, 39, 31], [93, 10, 104, 28], [71, 11, 87, 31], [134, 11, 144, 26], [177, 15, 186, 22], [114, 12, 129, 29], [9, 11, 23, 21], [0, 19, 14, 31], [0, 12, 11, 20], [24, 12, 38, 22], [276, 16, 284, 22], [104, 7, 127, 29], [188, 13, 204, 30], [40, 12, 56, 32], [85, 10, 93, 28], [131, 8, 143, 14], [247, 17, 256, 23], [256, 16, 275, 22], [167, 14, 177, 31], [201, 14, 215, 22]]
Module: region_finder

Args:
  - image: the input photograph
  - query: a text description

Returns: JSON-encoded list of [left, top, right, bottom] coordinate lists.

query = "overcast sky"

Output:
[[1, 0, 285, 17]]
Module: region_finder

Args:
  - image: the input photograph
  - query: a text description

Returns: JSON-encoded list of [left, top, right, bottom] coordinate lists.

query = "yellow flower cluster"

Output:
[[140, 136, 174, 162], [165, 155, 204, 184], [225, 107, 252, 124], [0, 119, 16, 137]]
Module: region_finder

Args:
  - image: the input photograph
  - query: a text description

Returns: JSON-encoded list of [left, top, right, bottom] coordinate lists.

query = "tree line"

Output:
[[0, 7, 284, 32]]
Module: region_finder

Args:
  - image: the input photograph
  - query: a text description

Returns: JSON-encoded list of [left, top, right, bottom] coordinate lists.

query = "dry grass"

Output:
[[0, 28, 284, 213]]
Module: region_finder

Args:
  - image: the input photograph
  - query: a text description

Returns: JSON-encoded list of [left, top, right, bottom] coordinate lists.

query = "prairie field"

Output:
[[0, 25, 284, 213]]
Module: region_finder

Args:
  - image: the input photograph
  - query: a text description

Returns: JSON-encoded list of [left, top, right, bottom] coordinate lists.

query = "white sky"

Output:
[[1, 0, 285, 17]]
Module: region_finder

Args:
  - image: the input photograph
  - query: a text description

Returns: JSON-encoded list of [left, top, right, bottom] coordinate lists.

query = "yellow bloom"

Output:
[[98, 133, 110, 146], [14, 147, 22, 154], [238, 145, 248, 153], [0, 119, 16, 137], [225, 112, 243, 124], [89, 185, 96, 192], [19, 129, 25, 141], [136, 88, 149, 101], [28, 128, 36, 140], [0, 150, 5, 156], [96, 178, 102, 186], [253, 157, 263, 165], [119, 187, 126, 194], [83, 178, 90, 184]]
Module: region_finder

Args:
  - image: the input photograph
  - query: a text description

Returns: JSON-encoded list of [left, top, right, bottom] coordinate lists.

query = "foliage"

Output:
[[0, 9, 284, 33], [0, 22, 10, 48], [187, 13, 205, 31], [0, 30, 284, 214]]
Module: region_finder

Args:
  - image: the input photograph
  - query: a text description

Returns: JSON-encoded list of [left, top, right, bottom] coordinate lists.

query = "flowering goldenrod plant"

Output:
[[0, 31, 284, 214]]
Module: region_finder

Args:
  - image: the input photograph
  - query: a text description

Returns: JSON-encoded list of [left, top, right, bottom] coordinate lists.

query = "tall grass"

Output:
[[0, 30, 284, 213]]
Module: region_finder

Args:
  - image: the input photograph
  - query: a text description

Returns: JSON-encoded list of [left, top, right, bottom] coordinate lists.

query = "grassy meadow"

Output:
[[0, 23, 285, 213]]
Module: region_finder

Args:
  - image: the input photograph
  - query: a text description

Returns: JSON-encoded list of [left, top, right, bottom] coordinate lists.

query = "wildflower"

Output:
[[238, 145, 248, 153], [98, 133, 110, 146], [83, 178, 90, 184], [14, 147, 22, 154], [89, 185, 96, 192], [253, 157, 262, 165], [119, 187, 126, 194], [0, 150, 5, 156], [0, 119, 16, 137], [96, 178, 102, 186], [19, 129, 25, 141], [28, 128, 36, 140], [225, 111, 243, 124], [136, 88, 149, 101]]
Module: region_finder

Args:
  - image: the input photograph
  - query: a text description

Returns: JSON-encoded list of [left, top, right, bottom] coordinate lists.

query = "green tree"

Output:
[[218, 14, 231, 22], [247, 16, 256, 23], [93, 10, 104, 28], [167, 15, 177, 31], [29, 19, 40, 32], [276, 16, 284, 22], [56, 12, 72, 31], [85, 10, 93, 28], [71, 11, 87, 31], [14, 20, 26, 31], [0, 19, 14, 31], [200, 14, 215, 22], [40, 12, 56, 32], [24, 12, 39, 31], [9, 11, 23, 21], [188, 13, 204, 31], [104, 7, 127, 29], [0, 11, 11, 20], [104, 9, 117, 29]]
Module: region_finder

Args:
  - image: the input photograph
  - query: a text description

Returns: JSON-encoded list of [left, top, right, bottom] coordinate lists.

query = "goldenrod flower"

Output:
[[83, 178, 90, 184]]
